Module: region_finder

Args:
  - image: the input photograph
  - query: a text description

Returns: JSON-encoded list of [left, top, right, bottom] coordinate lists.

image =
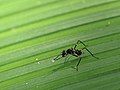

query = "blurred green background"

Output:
[[0, 0, 120, 90]]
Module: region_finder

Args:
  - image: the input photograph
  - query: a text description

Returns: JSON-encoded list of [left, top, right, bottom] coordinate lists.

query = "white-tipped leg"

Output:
[[74, 66, 78, 71], [52, 59, 55, 63]]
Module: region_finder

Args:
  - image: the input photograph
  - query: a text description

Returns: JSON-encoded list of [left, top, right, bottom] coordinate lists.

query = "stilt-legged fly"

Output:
[[52, 40, 99, 71]]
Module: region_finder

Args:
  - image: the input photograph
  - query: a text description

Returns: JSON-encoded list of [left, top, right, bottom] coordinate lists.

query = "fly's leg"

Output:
[[64, 56, 69, 63], [52, 54, 62, 62], [77, 40, 99, 59], [74, 57, 82, 71], [82, 47, 99, 59]]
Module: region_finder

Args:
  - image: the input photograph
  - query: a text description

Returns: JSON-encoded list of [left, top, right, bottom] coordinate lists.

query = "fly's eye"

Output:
[[63, 50, 67, 54]]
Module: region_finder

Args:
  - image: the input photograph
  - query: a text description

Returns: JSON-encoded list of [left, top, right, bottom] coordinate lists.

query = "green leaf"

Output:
[[0, 0, 120, 90]]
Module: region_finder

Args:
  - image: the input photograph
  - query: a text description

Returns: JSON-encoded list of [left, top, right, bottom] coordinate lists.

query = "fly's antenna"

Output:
[[77, 40, 99, 59], [52, 54, 62, 62]]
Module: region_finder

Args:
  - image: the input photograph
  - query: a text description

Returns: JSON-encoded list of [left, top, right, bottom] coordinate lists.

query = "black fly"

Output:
[[52, 40, 99, 71]]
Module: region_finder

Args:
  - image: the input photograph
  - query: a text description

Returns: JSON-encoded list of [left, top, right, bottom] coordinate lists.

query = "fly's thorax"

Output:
[[66, 49, 74, 54]]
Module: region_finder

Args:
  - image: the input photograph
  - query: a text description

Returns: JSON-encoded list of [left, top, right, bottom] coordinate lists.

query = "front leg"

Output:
[[73, 40, 84, 50], [52, 54, 62, 62]]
